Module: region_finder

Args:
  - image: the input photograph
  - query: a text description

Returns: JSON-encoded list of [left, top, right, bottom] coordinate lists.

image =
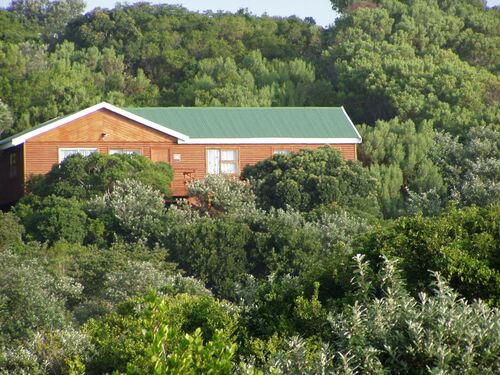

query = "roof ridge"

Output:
[[126, 107, 344, 110], [1, 104, 360, 150]]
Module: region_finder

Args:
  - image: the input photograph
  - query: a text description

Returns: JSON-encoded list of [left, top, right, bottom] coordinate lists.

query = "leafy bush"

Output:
[[236, 275, 305, 341], [261, 337, 332, 374], [0, 99, 13, 136], [360, 204, 500, 305], [187, 174, 258, 216], [248, 256, 500, 374], [131, 294, 238, 374], [0, 211, 24, 248], [165, 216, 252, 299], [0, 328, 92, 375], [103, 260, 170, 304], [160, 204, 204, 237], [242, 146, 379, 215], [237, 276, 331, 363], [14, 195, 88, 244], [83, 293, 237, 374], [89, 178, 166, 243], [248, 209, 364, 299], [431, 125, 500, 207], [67, 242, 174, 322], [0, 250, 81, 344], [28, 153, 173, 199], [358, 119, 446, 217], [161, 274, 212, 297], [328, 255, 500, 374], [138, 325, 237, 374]]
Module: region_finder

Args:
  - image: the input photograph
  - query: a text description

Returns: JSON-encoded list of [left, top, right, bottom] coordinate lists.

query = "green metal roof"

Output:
[[125, 107, 359, 139], [0, 105, 361, 150]]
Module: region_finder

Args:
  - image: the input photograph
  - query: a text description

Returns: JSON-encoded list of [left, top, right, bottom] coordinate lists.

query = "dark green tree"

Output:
[[242, 146, 379, 215], [358, 118, 446, 217], [165, 217, 252, 299], [9, 0, 85, 43], [14, 195, 88, 244], [360, 204, 500, 306], [29, 153, 173, 199]]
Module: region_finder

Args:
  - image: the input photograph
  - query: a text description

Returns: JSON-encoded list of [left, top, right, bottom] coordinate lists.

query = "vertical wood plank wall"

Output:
[[0, 144, 24, 206], [15, 109, 358, 198]]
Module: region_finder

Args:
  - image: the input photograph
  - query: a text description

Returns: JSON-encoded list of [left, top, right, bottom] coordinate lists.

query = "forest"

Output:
[[0, 0, 499, 373]]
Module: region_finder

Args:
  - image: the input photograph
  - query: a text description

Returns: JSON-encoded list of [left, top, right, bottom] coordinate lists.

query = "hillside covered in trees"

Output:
[[0, 0, 499, 373]]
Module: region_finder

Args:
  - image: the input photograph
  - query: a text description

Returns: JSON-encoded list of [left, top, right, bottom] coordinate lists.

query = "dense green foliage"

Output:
[[361, 204, 500, 306], [29, 152, 173, 198], [358, 118, 446, 216], [89, 178, 166, 244], [251, 256, 500, 374], [0, 100, 13, 136], [83, 292, 237, 374], [242, 147, 379, 215], [0, 0, 499, 373], [3, 167, 498, 373]]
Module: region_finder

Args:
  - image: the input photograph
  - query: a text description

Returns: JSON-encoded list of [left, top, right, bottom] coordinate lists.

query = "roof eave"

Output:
[[341, 106, 362, 142], [0, 140, 15, 151], [178, 137, 362, 145]]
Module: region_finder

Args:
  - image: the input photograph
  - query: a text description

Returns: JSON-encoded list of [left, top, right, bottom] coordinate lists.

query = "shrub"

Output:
[[328, 255, 500, 373], [139, 326, 237, 375], [187, 174, 258, 216], [358, 119, 446, 217], [431, 126, 500, 207], [248, 209, 359, 299], [242, 146, 379, 215], [14, 195, 88, 244], [165, 216, 252, 299], [0, 328, 92, 375], [0, 211, 24, 248], [360, 204, 500, 305], [103, 260, 170, 304], [0, 250, 81, 344], [89, 178, 166, 243], [248, 256, 500, 374], [236, 274, 305, 341], [83, 292, 237, 374], [160, 274, 212, 297], [67, 242, 173, 322], [28, 153, 173, 199]]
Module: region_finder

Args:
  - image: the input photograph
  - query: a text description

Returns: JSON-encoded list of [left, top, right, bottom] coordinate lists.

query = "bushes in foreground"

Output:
[[361, 204, 500, 306], [79, 257, 500, 374], [246, 257, 500, 374]]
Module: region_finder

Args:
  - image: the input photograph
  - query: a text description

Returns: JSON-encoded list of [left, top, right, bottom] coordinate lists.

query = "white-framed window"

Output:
[[109, 149, 142, 155], [207, 149, 239, 174], [273, 149, 291, 156], [58, 148, 97, 163]]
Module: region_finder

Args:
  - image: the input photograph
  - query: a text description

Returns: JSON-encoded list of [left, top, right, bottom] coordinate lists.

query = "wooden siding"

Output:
[[0, 144, 25, 206], [18, 108, 358, 198], [168, 143, 356, 196]]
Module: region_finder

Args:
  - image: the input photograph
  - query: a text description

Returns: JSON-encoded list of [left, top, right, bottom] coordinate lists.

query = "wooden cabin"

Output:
[[0, 102, 362, 206]]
